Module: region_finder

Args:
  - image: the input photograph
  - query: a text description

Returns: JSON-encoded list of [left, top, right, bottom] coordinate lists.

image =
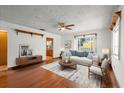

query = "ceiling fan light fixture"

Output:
[[61, 27, 66, 31]]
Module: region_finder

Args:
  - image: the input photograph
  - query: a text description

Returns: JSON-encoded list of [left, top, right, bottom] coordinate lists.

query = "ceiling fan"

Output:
[[58, 22, 75, 31]]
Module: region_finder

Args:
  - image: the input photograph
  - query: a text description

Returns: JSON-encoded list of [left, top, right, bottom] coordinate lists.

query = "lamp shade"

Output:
[[102, 48, 110, 54]]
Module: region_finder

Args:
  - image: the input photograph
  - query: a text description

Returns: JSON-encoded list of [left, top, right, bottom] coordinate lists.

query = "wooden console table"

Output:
[[16, 55, 42, 66]]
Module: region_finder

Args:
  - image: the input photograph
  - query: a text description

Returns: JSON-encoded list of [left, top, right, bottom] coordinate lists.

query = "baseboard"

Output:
[[53, 57, 60, 59], [0, 65, 8, 71]]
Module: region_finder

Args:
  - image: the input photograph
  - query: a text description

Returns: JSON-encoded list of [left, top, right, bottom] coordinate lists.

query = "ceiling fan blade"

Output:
[[65, 24, 75, 27], [66, 27, 72, 30]]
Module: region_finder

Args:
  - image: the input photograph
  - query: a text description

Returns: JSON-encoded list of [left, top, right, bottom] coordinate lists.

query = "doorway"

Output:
[[0, 32, 8, 71], [46, 37, 53, 61]]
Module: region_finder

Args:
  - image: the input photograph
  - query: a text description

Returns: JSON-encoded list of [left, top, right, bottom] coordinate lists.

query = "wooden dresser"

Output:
[[16, 55, 42, 66]]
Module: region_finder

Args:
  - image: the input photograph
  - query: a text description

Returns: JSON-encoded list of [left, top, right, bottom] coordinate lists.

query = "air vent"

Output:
[[40, 29, 46, 31]]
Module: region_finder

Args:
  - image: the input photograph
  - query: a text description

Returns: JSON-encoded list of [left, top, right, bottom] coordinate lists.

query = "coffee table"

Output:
[[59, 61, 77, 70]]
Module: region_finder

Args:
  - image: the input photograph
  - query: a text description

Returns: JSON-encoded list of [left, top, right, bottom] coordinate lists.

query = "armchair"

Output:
[[88, 58, 110, 79]]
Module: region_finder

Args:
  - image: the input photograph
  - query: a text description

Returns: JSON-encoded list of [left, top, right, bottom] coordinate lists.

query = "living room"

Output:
[[0, 5, 124, 88]]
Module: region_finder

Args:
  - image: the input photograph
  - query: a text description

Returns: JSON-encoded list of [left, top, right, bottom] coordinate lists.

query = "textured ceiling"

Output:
[[0, 5, 118, 35]]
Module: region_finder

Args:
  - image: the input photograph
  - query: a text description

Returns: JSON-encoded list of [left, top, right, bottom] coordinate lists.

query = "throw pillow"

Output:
[[75, 51, 82, 57], [83, 52, 89, 57], [87, 52, 93, 59], [70, 50, 76, 56]]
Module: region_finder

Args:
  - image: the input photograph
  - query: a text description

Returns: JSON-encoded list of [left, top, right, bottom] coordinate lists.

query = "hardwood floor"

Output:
[[101, 65, 119, 88], [0, 58, 119, 88]]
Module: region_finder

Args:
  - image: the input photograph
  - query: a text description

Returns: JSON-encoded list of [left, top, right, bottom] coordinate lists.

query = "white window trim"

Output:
[[112, 17, 120, 60]]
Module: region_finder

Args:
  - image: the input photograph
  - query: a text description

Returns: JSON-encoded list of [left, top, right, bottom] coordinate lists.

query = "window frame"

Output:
[[112, 17, 121, 60], [74, 33, 97, 52]]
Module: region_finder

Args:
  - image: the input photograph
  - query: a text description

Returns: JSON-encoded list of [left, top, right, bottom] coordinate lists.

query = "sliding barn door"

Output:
[[0, 32, 7, 66]]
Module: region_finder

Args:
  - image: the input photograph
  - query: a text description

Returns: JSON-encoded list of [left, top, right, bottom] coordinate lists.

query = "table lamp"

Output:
[[102, 48, 110, 59]]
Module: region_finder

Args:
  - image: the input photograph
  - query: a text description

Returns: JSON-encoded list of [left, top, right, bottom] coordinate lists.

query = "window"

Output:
[[112, 18, 120, 59], [74, 33, 97, 52]]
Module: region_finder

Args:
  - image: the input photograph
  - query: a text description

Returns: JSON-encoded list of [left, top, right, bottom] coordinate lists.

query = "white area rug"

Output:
[[42, 61, 101, 88]]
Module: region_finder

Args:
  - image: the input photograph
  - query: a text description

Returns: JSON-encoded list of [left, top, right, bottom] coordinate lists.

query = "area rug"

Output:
[[41, 61, 101, 88]]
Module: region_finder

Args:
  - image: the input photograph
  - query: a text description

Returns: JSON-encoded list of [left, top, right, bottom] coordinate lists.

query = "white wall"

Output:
[[0, 20, 62, 67], [111, 6, 124, 87], [61, 29, 111, 58]]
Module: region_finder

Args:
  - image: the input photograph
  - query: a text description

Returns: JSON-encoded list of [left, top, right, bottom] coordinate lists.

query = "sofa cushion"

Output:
[[75, 51, 89, 57], [75, 51, 83, 57], [83, 52, 89, 57], [70, 50, 76, 56], [70, 56, 92, 66]]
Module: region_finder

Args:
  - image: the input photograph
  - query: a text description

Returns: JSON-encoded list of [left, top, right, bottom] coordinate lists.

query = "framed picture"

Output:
[[19, 45, 29, 57], [64, 40, 72, 49]]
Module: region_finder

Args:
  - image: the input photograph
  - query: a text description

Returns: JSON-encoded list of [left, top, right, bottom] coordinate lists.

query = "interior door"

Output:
[[0, 32, 7, 66], [46, 37, 53, 60]]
